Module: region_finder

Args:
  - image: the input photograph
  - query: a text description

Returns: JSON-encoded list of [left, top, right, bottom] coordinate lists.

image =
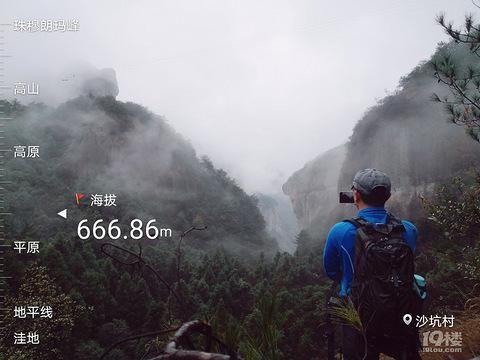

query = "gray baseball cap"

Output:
[[352, 168, 391, 195]]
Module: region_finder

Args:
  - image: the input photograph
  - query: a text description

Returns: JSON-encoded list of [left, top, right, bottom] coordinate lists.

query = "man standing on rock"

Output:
[[323, 168, 422, 360]]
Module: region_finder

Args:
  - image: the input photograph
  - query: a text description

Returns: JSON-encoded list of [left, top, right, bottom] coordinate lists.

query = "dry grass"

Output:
[[376, 297, 480, 360], [419, 296, 480, 360]]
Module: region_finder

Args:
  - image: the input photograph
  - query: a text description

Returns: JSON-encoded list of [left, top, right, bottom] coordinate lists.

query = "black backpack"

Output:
[[345, 214, 420, 340]]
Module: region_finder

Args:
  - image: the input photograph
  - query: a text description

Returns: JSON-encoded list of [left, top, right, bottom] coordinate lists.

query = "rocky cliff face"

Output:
[[256, 193, 299, 253], [282, 144, 347, 238], [283, 48, 480, 246]]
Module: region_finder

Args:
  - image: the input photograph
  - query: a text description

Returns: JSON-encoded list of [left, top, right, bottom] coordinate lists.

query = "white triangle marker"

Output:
[[57, 209, 67, 219]]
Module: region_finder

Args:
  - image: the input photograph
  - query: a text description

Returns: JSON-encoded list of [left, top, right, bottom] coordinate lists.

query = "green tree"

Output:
[[0, 265, 85, 359], [241, 291, 284, 360], [421, 173, 480, 308], [432, 12, 480, 141]]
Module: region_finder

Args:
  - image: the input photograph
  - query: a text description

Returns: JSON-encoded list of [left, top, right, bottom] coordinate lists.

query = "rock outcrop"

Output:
[[282, 144, 347, 238]]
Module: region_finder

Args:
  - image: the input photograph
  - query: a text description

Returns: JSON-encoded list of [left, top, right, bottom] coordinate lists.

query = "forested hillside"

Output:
[[2, 95, 277, 258], [0, 93, 286, 359]]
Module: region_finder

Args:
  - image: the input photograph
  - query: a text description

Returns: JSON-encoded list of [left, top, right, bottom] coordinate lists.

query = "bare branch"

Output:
[[100, 327, 179, 360], [101, 242, 184, 307], [149, 321, 242, 360]]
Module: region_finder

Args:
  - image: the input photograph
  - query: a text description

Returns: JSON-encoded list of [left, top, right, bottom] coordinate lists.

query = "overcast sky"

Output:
[[2, 0, 474, 193]]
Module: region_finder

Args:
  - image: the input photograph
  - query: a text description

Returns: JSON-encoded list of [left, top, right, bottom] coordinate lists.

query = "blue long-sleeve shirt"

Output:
[[323, 207, 417, 296]]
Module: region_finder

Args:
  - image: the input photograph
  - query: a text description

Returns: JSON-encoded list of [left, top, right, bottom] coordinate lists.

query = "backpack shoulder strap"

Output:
[[343, 217, 372, 247], [386, 212, 406, 234]]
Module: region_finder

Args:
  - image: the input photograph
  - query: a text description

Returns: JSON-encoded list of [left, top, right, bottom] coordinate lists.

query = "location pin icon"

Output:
[[403, 313, 412, 325]]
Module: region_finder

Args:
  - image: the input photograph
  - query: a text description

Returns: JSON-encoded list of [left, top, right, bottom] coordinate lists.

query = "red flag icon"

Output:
[[75, 193, 86, 205]]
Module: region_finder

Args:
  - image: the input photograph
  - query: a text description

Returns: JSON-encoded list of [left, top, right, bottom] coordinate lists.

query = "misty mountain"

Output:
[[256, 193, 299, 253], [4, 71, 278, 258], [284, 43, 480, 251]]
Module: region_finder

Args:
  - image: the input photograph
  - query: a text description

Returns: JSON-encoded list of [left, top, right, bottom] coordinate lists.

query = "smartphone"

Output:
[[339, 191, 354, 203]]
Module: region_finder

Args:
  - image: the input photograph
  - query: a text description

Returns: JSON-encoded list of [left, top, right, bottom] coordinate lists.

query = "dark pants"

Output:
[[342, 325, 422, 360]]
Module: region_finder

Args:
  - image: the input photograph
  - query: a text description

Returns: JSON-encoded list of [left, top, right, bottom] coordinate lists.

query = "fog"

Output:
[[1, 0, 473, 193]]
